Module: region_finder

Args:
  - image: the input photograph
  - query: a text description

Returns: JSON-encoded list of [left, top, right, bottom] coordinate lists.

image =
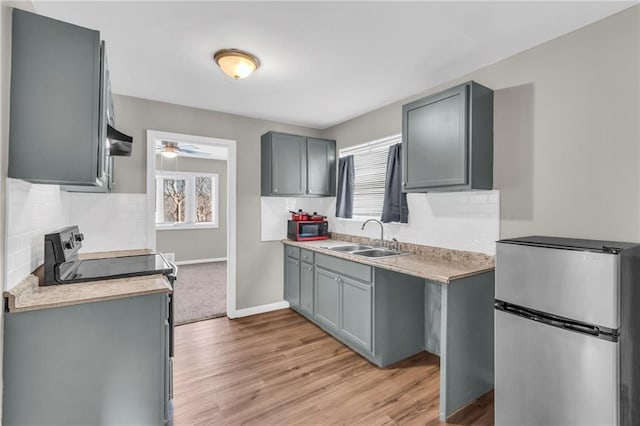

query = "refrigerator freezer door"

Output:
[[495, 310, 619, 426], [496, 242, 619, 329]]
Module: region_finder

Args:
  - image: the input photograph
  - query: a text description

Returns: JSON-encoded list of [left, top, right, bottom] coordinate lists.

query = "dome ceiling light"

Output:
[[213, 48, 260, 80]]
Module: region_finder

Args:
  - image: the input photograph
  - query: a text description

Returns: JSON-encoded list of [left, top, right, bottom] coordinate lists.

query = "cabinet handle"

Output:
[[306, 266, 312, 271], [294, 262, 299, 266]]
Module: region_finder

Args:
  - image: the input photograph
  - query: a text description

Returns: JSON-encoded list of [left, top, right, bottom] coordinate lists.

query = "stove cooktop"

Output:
[[44, 226, 175, 285], [57, 254, 174, 284]]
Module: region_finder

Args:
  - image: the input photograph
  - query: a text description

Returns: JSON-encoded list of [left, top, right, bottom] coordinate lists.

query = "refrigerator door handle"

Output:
[[562, 322, 600, 336], [495, 300, 618, 342]]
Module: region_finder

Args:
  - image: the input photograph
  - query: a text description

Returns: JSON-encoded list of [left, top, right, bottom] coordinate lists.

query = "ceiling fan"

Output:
[[156, 141, 212, 159]]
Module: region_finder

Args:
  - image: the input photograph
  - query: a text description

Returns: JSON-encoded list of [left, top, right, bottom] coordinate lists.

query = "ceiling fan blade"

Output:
[[179, 148, 212, 157]]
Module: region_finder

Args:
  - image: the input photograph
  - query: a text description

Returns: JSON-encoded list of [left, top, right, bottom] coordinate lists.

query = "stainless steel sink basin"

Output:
[[330, 245, 373, 252], [352, 249, 409, 258]]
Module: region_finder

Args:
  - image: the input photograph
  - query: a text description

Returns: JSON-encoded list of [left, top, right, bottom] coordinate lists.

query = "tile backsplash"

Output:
[[5, 179, 149, 290], [260, 196, 335, 241], [6, 179, 70, 290], [330, 191, 500, 255], [66, 192, 147, 253], [260, 190, 499, 254]]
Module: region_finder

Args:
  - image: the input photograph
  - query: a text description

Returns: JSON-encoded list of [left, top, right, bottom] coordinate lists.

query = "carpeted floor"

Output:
[[174, 262, 227, 325]]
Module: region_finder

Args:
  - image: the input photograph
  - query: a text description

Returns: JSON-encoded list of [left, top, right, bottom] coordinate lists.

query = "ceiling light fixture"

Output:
[[161, 142, 179, 159], [213, 48, 260, 80]]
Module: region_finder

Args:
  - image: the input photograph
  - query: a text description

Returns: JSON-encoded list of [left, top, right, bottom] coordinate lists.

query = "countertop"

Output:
[[4, 249, 173, 313], [283, 238, 494, 284]]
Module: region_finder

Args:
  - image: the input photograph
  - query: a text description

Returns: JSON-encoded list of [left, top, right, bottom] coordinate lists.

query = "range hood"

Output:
[[107, 124, 133, 156]]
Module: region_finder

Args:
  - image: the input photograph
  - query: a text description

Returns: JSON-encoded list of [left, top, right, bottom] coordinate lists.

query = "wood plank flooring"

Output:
[[173, 308, 494, 425]]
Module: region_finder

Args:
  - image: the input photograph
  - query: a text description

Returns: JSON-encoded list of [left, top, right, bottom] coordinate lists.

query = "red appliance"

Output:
[[287, 220, 329, 241]]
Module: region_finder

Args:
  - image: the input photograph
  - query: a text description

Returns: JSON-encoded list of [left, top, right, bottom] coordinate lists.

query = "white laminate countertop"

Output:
[[283, 239, 494, 284], [4, 249, 172, 313]]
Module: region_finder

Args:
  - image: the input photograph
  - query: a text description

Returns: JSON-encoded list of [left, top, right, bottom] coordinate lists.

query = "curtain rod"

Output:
[[340, 134, 401, 156]]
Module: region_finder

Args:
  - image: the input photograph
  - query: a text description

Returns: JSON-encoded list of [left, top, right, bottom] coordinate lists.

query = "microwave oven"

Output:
[[287, 220, 329, 241]]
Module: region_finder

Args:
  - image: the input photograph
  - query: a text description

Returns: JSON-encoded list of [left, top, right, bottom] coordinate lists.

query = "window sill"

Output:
[[156, 223, 219, 231]]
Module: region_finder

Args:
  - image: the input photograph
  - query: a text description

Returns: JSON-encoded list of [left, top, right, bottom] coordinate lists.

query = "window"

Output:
[[339, 134, 401, 218], [156, 171, 218, 230]]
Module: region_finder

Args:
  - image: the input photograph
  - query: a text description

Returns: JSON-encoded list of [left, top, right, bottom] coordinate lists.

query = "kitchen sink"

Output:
[[330, 245, 373, 252], [352, 249, 407, 258]]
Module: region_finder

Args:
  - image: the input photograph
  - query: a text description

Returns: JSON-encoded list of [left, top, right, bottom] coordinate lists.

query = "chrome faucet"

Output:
[[361, 219, 384, 247]]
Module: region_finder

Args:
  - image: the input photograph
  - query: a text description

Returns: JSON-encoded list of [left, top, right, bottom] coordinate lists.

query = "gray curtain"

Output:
[[381, 144, 409, 223], [335, 155, 355, 218]]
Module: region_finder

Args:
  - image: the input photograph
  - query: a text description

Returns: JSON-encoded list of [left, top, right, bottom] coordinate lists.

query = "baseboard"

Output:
[[175, 257, 227, 266], [230, 301, 290, 318]]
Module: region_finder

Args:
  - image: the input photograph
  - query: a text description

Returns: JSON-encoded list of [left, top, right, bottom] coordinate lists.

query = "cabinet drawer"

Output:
[[315, 253, 372, 283], [285, 246, 300, 259], [301, 249, 314, 264]]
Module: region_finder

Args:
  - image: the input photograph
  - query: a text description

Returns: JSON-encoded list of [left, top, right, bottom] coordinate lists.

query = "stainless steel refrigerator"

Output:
[[495, 236, 640, 426]]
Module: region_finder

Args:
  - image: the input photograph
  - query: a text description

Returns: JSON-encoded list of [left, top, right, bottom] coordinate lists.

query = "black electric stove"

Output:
[[44, 225, 178, 359], [44, 225, 175, 285]]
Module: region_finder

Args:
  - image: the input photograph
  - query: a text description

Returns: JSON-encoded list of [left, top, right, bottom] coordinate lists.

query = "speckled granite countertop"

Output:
[[282, 237, 494, 284], [4, 249, 172, 313]]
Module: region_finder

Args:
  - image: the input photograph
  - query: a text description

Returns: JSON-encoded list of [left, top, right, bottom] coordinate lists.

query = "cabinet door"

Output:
[[314, 268, 340, 330], [300, 263, 314, 316], [403, 84, 468, 191], [340, 277, 373, 352], [9, 9, 103, 186], [307, 138, 336, 196], [271, 133, 307, 195], [285, 256, 300, 307]]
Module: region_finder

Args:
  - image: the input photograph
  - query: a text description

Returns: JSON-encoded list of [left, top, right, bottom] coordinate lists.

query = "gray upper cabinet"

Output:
[[262, 131, 336, 197], [306, 137, 336, 196], [9, 9, 109, 189], [402, 81, 493, 192], [264, 132, 307, 196]]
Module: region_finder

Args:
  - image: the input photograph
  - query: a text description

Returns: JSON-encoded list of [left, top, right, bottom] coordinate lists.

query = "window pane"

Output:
[[163, 179, 186, 223], [195, 176, 213, 223]]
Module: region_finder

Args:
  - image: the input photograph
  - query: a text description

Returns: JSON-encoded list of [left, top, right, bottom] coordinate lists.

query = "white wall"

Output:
[[323, 7, 640, 243]]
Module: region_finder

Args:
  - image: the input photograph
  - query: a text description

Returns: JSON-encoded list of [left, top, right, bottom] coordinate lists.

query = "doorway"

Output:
[[146, 130, 238, 319]]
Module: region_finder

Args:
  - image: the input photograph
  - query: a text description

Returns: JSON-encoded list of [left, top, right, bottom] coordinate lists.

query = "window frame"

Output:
[[155, 170, 219, 231], [338, 134, 402, 221]]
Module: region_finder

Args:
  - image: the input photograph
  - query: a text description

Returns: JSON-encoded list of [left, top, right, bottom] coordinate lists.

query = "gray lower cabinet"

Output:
[[284, 255, 301, 307], [285, 248, 423, 367], [3, 293, 170, 426], [300, 262, 314, 315], [262, 131, 336, 197], [402, 80, 493, 192], [314, 267, 341, 330], [340, 276, 372, 352]]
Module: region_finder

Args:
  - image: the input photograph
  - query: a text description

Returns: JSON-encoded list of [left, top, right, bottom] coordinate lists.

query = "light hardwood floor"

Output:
[[173, 308, 494, 425]]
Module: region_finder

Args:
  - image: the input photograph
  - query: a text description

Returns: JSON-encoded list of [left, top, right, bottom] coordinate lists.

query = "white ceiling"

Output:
[[33, 1, 636, 129]]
